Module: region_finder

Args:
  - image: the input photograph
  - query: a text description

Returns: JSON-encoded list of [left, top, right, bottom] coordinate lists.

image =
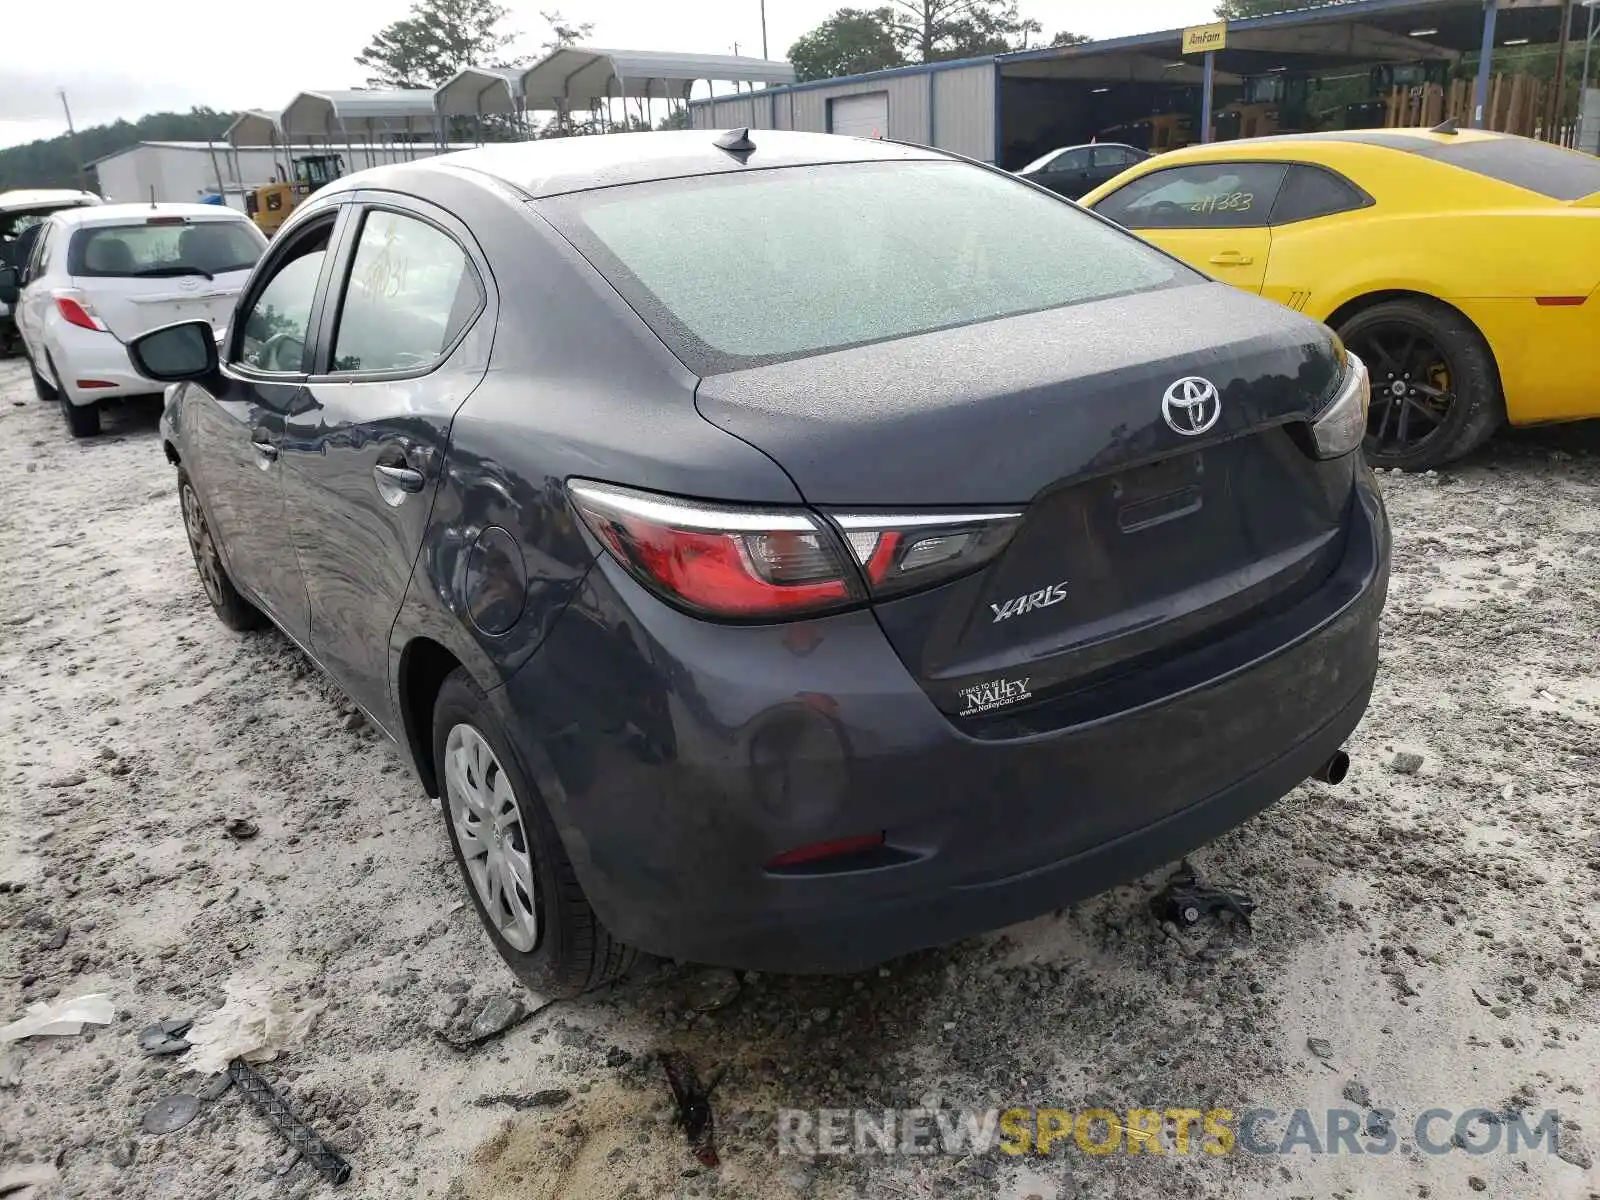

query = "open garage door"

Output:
[[829, 92, 888, 139]]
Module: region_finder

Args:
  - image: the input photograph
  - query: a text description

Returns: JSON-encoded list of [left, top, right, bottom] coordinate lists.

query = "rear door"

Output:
[[278, 193, 492, 730], [14, 220, 58, 359], [68, 214, 266, 339], [1088, 146, 1141, 193], [1089, 161, 1288, 294]]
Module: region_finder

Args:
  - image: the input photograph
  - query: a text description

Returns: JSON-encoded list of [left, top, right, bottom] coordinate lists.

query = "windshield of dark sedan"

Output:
[[68, 220, 264, 278], [543, 160, 1196, 374]]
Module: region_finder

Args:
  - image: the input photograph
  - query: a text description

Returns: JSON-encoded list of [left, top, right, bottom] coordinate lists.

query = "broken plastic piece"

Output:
[[0, 992, 114, 1042], [229, 1058, 352, 1185], [1151, 859, 1257, 929], [142, 1093, 201, 1135], [183, 982, 325, 1075], [661, 1050, 722, 1168], [139, 1017, 194, 1056]]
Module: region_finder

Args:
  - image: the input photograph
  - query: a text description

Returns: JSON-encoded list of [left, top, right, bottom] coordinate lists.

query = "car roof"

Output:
[[0, 189, 101, 216], [408, 129, 948, 199], [51, 202, 252, 227]]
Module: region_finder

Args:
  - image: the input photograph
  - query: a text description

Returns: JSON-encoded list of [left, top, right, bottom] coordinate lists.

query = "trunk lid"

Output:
[[694, 282, 1355, 720]]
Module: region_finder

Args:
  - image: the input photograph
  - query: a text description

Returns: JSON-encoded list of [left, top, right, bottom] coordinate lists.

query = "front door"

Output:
[[188, 209, 345, 644], [1086, 160, 1289, 296], [1033, 147, 1093, 198], [279, 197, 492, 730]]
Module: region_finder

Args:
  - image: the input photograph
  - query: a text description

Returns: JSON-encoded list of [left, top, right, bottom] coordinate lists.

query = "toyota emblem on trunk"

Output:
[[1162, 377, 1221, 436]]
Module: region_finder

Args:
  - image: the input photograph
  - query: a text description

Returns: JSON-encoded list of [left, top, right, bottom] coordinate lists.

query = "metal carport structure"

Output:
[[279, 89, 444, 156], [516, 47, 795, 131], [435, 67, 529, 141]]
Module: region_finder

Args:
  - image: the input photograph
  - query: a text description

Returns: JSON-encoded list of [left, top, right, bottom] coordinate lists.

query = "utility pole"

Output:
[[59, 90, 88, 192], [761, 0, 769, 58]]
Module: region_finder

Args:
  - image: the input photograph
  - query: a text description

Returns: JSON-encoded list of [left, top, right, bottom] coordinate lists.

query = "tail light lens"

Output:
[[54, 292, 105, 332], [829, 511, 1022, 598], [1310, 351, 1369, 459], [569, 480, 1024, 621], [568, 480, 860, 618]]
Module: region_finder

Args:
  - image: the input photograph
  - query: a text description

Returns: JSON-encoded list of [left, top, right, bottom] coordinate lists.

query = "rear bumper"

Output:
[[43, 322, 152, 404], [493, 469, 1390, 973]]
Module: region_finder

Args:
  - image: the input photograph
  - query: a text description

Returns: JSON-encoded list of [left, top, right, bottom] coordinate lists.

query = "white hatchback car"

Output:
[[1, 203, 266, 436]]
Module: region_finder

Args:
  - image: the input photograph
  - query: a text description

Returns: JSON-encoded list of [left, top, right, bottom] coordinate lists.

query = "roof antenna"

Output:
[[713, 127, 756, 156], [1429, 117, 1458, 135], [150, 186, 157, 208]]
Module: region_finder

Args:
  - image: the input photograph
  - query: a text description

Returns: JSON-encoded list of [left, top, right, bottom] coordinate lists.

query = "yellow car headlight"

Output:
[[1311, 351, 1369, 459]]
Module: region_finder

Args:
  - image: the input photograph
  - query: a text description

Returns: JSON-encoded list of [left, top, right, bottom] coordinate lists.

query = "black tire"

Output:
[[63, 398, 100, 438], [1337, 298, 1504, 472], [28, 354, 58, 403], [177, 468, 265, 631], [432, 667, 635, 998]]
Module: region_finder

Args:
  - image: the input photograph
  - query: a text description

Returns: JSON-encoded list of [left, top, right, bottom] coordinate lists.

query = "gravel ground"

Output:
[[2, 357, 1599, 1200]]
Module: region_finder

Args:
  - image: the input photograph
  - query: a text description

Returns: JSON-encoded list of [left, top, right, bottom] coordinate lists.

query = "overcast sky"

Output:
[[1, 0, 1217, 149]]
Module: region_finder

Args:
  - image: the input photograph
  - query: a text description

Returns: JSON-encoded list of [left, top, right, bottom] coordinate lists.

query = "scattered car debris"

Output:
[[228, 1058, 351, 1185], [0, 992, 114, 1042], [1343, 1080, 1372, 1107], [141, 1093, 201, 1136], [471, 1088, 572, 1110], [1390, 751, 1425, 775], [1151, 859, 1257, 930], [183, 982, 326, 1075], [199, 1071, 234, 1102], [223, 817, 260, 841], [0, 1164, 60, 1197], [1307, 1037, 1334, 1060], [433, 997, 559, 1053], [138, 1017, 194, 1056], [0, 1052, 22, 1089], [685, 968, 742, 1014], [661, 1050, 722, 1168]]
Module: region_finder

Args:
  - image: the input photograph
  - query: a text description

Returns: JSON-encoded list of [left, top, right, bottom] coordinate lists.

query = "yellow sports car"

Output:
[[1080, 126, 1600, 470]]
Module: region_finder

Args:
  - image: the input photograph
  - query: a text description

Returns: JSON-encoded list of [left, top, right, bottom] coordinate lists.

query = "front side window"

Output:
[[235, 221, 333, 373], [68, 219, 263, 279], [1093, 162, 1290, 229], [330, 209, 481, 374], [544, 160, 1193, 374]]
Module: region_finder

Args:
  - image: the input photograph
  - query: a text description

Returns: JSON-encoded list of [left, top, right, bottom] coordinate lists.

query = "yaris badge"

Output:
[[1162, 377, 1221, 436]]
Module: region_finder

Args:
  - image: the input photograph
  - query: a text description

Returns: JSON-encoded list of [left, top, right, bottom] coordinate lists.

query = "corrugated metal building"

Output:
[[690, 58, 998, 163]]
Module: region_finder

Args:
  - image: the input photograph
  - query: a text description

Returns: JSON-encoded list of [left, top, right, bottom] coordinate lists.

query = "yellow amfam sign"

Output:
[[1182, 21, 1228, 54]]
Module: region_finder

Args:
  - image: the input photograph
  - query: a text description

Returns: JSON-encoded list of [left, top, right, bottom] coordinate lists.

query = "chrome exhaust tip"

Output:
[[1311, 749, 1350, 786]]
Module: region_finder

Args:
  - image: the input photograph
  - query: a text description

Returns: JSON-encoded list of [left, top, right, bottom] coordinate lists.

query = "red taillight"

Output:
[[766, 832, 886, 869], [55, 295, 104, 331], [568, 481, 1025, 620], [568, 481, 857, 619]]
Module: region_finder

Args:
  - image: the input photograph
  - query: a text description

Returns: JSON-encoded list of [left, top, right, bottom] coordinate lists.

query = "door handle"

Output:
[[373, 463, 425, 494], [1209, 251, 1255, 266]]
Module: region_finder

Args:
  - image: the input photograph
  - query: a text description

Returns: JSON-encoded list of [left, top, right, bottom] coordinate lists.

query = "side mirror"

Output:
[[0, 266, 19, 306], [128, 319, 219, 383]]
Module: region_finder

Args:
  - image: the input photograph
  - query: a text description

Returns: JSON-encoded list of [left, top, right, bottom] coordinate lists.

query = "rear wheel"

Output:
[[1338, 298, 1503, 472], [178, 470, 264, 631], [27, 355, 57, 403], [63, 399, 100, 438], [433, 668, 635, 998]]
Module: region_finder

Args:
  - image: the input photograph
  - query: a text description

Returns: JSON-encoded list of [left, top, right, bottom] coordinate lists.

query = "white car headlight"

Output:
[[1311, 351, 1369, 459]]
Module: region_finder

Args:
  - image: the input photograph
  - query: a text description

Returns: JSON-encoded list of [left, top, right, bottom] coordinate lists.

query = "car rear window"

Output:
[[1415, 137, 1600, 202], [68, 219, 264, 279], [543, 160, 1194, 374]]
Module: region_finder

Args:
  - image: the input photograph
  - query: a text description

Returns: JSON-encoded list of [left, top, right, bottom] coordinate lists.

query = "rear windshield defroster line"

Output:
[[539, 160, 1196, 376]]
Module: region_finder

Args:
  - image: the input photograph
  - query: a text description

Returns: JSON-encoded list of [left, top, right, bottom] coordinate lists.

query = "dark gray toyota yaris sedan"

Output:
[[127, 129, 1389, 997]]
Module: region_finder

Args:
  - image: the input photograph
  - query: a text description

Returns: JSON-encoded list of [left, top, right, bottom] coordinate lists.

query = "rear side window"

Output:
[[329, 209, 482, 374], [1418, 137, 1600, 202], [1093, 146, 1138, 169], [69, 220, 263, 279], [1269, 165, 1370, 225], [544, 160, 1192, 374], [1093, 162, 1289, 229]]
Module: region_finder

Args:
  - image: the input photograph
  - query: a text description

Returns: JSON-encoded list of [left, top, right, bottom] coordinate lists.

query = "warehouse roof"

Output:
[[519, 47, 795, 107]]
